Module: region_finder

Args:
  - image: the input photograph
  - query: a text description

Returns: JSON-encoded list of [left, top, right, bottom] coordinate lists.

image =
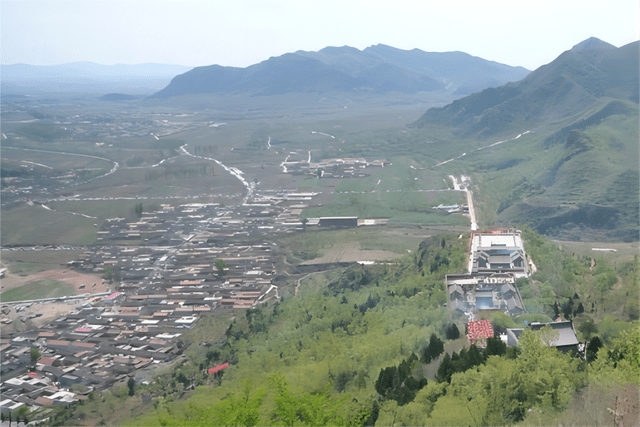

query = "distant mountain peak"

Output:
[[571, 37, 616, 51], [149, 45, 529, 99], [412, 36, 638, 136]]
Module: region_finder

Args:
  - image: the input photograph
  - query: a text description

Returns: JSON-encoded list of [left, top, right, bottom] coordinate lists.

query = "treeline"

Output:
[[436, 337, 507, 384], [150, 375, 370, 427]]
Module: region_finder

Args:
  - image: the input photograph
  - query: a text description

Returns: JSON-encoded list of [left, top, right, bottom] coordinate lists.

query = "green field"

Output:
[[301, 190, 468, 226], [1, 204, 100, 246], [7, 261, 55, 276], [1, 250, 84, 275], [0, 279, 74, 302], [274, 226, 435, 264]]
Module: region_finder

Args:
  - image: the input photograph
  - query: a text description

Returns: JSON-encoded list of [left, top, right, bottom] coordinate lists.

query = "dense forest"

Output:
[[48, 229, 639, 426]]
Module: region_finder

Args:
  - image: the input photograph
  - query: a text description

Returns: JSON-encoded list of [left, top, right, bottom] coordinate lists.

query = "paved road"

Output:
[[3, 146, 119, 185], [448, 175, 478, 231], [180, 144, 255, 203]]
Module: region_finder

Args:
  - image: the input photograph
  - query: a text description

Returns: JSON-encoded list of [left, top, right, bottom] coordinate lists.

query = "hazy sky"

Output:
[[2, 0, 638, 70]]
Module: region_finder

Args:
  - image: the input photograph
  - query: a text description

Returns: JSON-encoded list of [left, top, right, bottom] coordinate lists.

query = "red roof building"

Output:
[[37, 356, 57, 366], [467, 320, 494, 346], [35, 396, 53, 406], [208, 362, 229, 374]]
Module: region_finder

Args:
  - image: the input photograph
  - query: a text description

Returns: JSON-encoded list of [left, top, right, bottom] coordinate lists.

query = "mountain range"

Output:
[[411, 37, 639, 241], [412, 37, 639, 138], [148, 45, 529, 99]]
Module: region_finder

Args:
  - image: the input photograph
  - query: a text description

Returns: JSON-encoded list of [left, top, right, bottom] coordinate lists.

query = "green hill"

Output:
[[412, 38, 638, 139], [411, 38, 639, 241], [47, 231, 639, 426]]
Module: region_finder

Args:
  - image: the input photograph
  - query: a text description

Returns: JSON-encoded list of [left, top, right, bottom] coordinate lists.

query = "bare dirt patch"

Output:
[[1, 299, 98, 335]]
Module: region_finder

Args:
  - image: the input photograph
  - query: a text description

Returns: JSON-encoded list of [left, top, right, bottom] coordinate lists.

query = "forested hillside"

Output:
[[46, 230, 639, 426]]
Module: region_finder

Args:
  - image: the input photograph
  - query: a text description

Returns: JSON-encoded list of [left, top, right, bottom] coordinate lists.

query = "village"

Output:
[[0, 186, 405, 415], [1, 206, 582, 419], [0, 192, 304, 407]]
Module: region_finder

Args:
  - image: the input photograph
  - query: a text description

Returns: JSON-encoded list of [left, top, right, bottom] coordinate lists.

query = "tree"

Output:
[[424, 334, 444, 363], [467, 344, 484, 367], [578, 318, 599, 340], [586, 336, 603, 363], [30, 347, 41, 366], [215, 259, 227, 276], [485, 337, 507, 357], [437, 353, 454, 383], [538, 324, 560, 346], [445, 323, 460, 340], [562, 302, 573, 320], [127, 377, 135, 396], [134, 202, 143, 218]]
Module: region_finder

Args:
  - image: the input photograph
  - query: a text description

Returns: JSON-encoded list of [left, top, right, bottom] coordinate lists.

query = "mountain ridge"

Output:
[[148, 44, 530, 99], [411, 38, 639, 138], [409, 37, 639, 241]]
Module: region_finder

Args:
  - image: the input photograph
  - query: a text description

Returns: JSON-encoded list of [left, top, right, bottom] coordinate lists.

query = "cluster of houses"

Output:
[[465, 318, 580, 353], [94, 195, 313, 245], [447, 229, 579, 353], [446, 229, 529, 318], [281, 151, 391, 179], [0, 194, 320, 416], [305, 216, 390, 228], [446, 272, 525, 315]]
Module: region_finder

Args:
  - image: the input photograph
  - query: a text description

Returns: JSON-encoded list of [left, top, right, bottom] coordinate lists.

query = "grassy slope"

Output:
[[500, 102, 639, 240], [424, 99, 640, 240]]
